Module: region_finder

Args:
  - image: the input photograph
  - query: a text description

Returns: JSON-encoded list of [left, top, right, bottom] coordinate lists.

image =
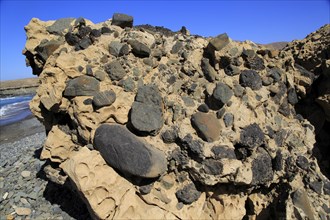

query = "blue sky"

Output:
[[1, 1, 329, 81]]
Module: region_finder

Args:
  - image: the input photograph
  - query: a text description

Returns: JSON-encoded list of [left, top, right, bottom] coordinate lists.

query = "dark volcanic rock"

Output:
[[128, 40, 151, 57], [46, 18, 74, 35], [35, 40, 63, 62], [191, 112, 221, 142], [65, 32, 80, 46], [274, 150, 283, 171], [111, 13, 133, 28], [78, 37, 92, 50], [104, 60, 126, 81], [171, 41, 183, 54], [268, 67, 283, 82], [175, 183, 201, 204], [287, 88, 299, 105], [211, 145, 236, 159], [78, 26, 92, 38], [296, 155, 309, 170], [135, 84, 162, 106], [90, 29, 102, 38], [130, 102, 164, 136], [63, 75, 100, 97], [244, 55, 265, 70], [242, 49, 256, 58], [209, 33, 230, 51], [251, 148, 273, 185], [109, 41, 130, 57], [134, 24, 176, 37], [202, 159, 223, 175], [161, 128, 178, 144], [130, 85, 164, 136], [74, 17, 86, 27], [308, 180, 323, 194], [92, 90, 116, 107], [212, 82, 233, 106], [239, 70, 262, 90], [223, 113, 234, 127], [197, 103, 209, 113], [101, 27, 112, 34], [224, 64, 240, 76], [201, 58, 217, 82], [94, 124, 167, 178], [235, 147, 249, 160], [139, 184, 153, 195], [240, 123, 265, 149], [180, 134, 204, 158]]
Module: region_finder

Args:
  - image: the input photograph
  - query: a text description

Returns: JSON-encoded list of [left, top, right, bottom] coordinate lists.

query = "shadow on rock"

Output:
[[34, 148, 91, 219]]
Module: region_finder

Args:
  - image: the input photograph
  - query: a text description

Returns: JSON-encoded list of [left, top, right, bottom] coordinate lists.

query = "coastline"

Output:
[[0, 115, 45, 144], [0, 78, 39, 98]]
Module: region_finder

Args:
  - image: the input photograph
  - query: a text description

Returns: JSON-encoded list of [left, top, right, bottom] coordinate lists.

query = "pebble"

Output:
[[21, 170, 31, 178], [191, 112, 221, 142], [0, 132, 89, 219], [15, 207, 32, 216]]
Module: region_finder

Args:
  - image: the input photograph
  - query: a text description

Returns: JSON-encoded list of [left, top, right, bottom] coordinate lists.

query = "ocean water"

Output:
[[0, 95, 34, 126]]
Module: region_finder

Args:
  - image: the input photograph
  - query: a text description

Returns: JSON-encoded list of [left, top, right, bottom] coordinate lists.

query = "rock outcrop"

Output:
[[284, 24, 330, 179], [24, 14, 330, 219]]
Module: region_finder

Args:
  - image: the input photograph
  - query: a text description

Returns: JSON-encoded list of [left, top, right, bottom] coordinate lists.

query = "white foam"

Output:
[[0, 100, 30, 118]]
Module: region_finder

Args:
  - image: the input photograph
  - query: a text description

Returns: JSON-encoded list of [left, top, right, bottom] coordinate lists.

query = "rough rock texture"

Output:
[[24, 15, 329, 219], [284, 24, 330, 179]]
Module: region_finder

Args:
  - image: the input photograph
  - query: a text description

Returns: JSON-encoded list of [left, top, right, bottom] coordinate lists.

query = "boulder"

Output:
[[212, 82, 233, 106], [111, 13, 133, 28], [35, 39, 64, 62], [130, 85, 164, 136], [209, 33, 230, 51], [46, 18, 74, 35], [191, 112, 221, 142], [239, 70, 262, 90], [63, 75, 100, 97], [251, 148, 273, 185], [175, 183, 201, 204], [128, 39, 151, 57], [93, 90, 116, 107], [104, 61, 126, 81], [94, 124, 167, 178], [240, 123, 265, 149], [109, 41, 129, 57], [201, 58, 217, 82]]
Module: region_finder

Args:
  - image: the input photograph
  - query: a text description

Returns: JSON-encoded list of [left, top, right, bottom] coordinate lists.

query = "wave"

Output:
[[0, 96, 17, 101], [0, 100, 31, 118], [0, 96, 33, 126], [0, 95, 33, 108]]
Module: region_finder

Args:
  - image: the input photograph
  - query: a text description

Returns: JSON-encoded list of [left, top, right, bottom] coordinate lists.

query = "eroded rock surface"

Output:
[[24, 15, 329, 219]]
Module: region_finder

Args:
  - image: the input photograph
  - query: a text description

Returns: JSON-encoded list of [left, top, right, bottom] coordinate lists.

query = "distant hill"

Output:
[[260, 41, 289, 50], [0, 77, 39, 97]]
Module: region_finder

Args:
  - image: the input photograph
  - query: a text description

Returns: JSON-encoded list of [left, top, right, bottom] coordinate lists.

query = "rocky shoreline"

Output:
[[0, 127, 90, 219]]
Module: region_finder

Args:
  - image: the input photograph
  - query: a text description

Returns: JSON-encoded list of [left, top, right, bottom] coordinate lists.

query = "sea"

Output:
[[0, 95, 34, 126]]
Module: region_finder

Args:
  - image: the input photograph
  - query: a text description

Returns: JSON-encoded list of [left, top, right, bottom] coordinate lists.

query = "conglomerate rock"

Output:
[[24, 15, 330, 219]]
